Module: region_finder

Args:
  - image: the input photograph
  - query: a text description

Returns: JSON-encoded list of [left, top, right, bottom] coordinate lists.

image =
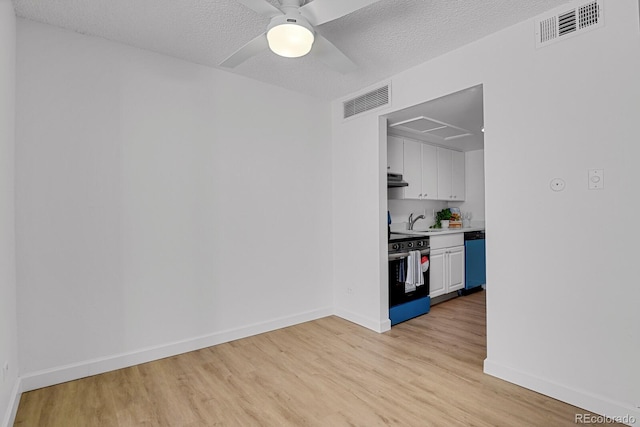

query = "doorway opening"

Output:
[[382, 84, 486, 324]]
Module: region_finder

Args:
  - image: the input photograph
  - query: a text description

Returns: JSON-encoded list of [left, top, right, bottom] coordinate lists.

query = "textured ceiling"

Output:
[[12, 0, 570, 100]]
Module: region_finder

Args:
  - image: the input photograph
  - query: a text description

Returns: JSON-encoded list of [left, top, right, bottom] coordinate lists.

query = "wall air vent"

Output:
[[343, 84, 390, 119], [558, 10, 577, 36], [535, 0, 604, 48]]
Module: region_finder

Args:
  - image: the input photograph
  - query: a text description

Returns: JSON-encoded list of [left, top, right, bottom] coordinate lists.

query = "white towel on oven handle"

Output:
[[405, 250, 423, 292]]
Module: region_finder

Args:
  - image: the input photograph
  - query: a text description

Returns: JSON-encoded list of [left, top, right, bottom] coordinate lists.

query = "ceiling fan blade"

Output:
[[299, 0, 382, 26], [312, 34, 357, 74], [236, 0, 282, 18], [220, 33, 269, 68]]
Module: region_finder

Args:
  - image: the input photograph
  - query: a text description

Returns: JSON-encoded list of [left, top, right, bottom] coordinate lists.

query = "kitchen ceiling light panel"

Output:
[[389, 116, 445, 132], [426, 126, 472, 140]]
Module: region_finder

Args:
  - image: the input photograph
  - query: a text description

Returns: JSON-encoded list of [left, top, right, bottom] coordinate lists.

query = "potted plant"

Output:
[[431, 208, 452, 229]]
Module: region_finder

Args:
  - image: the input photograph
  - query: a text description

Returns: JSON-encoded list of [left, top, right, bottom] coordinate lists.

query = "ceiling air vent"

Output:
[[343, 84, 390, 119], [535, 0, 603, 48]]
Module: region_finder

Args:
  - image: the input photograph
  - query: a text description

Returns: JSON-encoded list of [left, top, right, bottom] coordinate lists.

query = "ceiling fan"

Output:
[[220, 0, 382, 74]]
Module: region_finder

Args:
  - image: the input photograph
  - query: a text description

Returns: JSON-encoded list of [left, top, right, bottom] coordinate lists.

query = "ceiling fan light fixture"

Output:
[[267, 17, 314, 58]]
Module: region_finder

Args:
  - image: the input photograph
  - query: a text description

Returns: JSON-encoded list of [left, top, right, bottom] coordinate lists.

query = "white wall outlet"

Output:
[[550, 178, 565, 192], [588, 169, 604, 189]]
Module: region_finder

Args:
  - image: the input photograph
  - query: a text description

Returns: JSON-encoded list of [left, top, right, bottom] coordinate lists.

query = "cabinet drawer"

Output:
[[430, 233, 464, 250]]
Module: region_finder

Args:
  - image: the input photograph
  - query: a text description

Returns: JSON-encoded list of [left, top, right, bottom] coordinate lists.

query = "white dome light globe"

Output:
[[267, 23, 314, 58]]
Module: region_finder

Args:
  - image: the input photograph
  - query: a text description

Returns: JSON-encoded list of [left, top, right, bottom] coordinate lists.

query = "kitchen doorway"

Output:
[[382, 84, 486, 319]]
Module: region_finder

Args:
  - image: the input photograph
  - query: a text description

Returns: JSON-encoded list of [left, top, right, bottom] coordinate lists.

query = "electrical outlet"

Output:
[[346, 287, 353, 295]]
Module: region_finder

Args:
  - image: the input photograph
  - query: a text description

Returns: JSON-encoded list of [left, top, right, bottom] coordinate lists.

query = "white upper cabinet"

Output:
[[402, 138, 423, 199], [437, 147, 465, 201], [437, 147, 452, 200], [388, 136, 465, 201], [420, 144, 438, 200], [451, 149, 466, 201], [387, 135, 404, 175]]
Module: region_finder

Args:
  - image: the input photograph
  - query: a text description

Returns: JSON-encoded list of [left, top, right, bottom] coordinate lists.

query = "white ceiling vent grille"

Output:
[[535, 0, 604, 48], [343, 84, 390, 119]]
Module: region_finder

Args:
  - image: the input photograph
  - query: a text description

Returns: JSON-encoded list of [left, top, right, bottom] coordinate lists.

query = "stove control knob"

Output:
[[407, 242, 414, 248], [417, 241, 424, 247], [392, 243, 399, 251]]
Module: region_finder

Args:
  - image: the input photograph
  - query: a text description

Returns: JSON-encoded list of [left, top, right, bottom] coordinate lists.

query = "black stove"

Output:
[[388, 233, 429, 253], [389, 232, 419, 242], [388, 232, 431, 325]]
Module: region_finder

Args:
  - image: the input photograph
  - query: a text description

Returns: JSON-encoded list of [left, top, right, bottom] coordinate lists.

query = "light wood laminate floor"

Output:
[[15, 291, 616, 426]]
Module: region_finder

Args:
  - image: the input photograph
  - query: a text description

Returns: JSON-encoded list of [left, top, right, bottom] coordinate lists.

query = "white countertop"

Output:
[[396, 226, 485, 236]]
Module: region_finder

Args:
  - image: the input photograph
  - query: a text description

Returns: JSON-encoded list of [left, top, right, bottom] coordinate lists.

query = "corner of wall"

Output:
[[484, 359, 640, 426], [0, 1, 18, 426], [1, 378, 21, 427]]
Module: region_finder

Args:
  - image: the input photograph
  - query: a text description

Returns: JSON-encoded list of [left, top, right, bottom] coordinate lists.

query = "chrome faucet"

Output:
[[408, 213, 425, 230]]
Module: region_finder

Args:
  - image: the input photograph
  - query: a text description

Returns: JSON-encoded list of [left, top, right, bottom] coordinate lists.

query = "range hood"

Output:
[[387, 173, 409, 188]]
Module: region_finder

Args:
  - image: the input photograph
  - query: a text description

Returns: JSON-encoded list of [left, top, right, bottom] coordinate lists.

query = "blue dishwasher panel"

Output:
[[465, 239, 486, 290]]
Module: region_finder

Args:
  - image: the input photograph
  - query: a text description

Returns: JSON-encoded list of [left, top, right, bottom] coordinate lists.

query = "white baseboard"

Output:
[[1, 377, 22, 427], [484, 359, 640, 426], [19, 306, 333, 393], [334, 307, 391, 333]]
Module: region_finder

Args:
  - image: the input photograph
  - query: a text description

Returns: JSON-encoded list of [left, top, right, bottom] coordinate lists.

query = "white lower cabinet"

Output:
[[429, 234, 465, 298]]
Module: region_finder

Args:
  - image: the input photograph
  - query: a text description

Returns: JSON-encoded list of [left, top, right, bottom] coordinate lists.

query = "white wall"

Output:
[[332, 112, 388, 331], [0, 1, 18, 425], [15, 19, 333, 387], [332, 0, 640, 423]]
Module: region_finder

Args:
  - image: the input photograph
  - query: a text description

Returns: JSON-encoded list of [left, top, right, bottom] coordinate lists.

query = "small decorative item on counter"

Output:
[[463, 211, 473, 228], [430, 208, 452, 229], [448, 207, 462, 228]]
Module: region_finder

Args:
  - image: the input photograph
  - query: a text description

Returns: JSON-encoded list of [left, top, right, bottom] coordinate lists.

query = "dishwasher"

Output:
[[463, 230, 486, 294]]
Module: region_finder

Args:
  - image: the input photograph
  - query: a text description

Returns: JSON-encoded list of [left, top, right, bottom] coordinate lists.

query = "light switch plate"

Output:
[[588, 169, 604, 190]]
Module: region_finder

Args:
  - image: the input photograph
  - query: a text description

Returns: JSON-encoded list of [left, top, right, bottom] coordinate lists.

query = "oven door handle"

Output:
[[388, 249, 430, 260]]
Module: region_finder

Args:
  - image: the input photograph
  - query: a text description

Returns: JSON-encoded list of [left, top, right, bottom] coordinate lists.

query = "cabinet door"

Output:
[[451, 149, 466, 201], [437, 147, 452, 200], [403, 139, 423, 199], [387, 136, 404, 175], [429, 249, 447, 298], [447, 246, 466, 292], [421, 144, 438, 200]]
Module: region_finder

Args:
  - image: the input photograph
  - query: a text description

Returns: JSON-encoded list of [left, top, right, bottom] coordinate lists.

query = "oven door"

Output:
[[388, 249, 430, 307]]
